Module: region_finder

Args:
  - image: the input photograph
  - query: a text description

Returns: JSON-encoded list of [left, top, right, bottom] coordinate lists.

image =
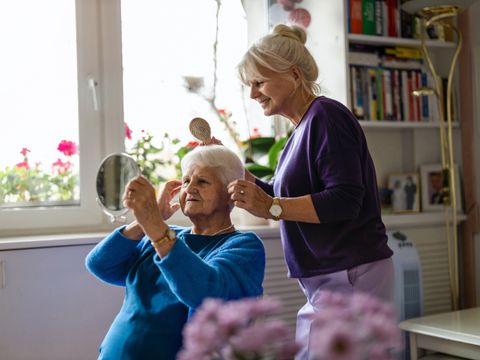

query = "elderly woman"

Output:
[[85, 145, 265, 360]]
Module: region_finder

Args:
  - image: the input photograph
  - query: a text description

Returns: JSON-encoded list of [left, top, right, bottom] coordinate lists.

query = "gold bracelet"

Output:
[[151, 227, 176, 246]]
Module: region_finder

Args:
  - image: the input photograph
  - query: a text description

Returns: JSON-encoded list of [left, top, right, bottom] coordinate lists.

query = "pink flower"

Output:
[[309, 291, 402, 359], [20, 147, 30, 157], [250, 128, 262, 139], [179, 297, 298, 360], [16, 161, 29, 169], [52, 158, 72, 174], [125, 123, 132, 140], [57, 140, 78, 156]]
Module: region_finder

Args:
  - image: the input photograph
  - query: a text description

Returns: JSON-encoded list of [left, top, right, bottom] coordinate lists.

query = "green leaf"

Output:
[[245, 163, 274, 179], [267, 136, 288, 169]]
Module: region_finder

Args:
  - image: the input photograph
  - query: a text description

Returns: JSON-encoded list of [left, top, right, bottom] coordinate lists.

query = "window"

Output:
[[0, 0, 104, 232], [0, 0, 267, 234], [121, 0, 270, 180]]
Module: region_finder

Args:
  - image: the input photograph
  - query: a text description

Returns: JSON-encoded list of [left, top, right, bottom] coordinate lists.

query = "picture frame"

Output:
[[420, 164, 462, 212], [387, 173, 420, 213]]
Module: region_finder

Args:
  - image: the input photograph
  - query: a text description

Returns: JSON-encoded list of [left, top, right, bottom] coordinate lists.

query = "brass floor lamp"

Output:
[[402, 0, 476, 311]]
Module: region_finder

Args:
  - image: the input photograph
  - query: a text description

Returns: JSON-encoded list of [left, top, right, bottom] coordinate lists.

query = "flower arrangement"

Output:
[[178, 297, 299, 360], [178, 291, 401, 360], [125, 122, 201, 184], [0, 140, 79, 205], [307, 291, 402, 360]]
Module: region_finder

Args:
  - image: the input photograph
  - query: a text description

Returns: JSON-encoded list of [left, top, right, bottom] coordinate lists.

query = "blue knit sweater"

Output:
[[85, 226, 265, 360]]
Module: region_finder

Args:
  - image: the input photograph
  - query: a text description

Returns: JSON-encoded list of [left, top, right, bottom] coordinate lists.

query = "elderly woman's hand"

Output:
[[123, 176, 163, 229], [227, 179, 273, 219], [157, 179, 182, 220]]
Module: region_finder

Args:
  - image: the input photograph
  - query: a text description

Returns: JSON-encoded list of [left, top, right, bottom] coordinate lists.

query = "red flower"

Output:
[[20, 147, 30, 157], [250, 128, 262, 139], [16, 161, 29, 169], [52, 158, 72, 174], [185, 141, 200, 149], [125, 123, 132, 140], [57, 140, 78, 156]]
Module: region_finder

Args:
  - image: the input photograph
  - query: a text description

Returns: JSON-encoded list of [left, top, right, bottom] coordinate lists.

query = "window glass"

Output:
[[0, 0, 79, 207], [121, 0, 268, 182]]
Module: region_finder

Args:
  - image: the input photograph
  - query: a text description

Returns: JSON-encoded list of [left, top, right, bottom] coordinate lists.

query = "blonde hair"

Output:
[[237, 24, 320, 96]]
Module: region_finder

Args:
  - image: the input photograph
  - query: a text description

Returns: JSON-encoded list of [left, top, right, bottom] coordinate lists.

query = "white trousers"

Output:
[[294, 257, 394, 360]]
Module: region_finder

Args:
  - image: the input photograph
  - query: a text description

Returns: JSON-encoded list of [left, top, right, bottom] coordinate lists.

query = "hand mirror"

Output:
[[96, 153, 141, 223]]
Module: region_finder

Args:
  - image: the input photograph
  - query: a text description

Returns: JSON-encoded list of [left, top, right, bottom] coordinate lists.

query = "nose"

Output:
[[184, 181, 198, 194], [250, 86, 259, 100]]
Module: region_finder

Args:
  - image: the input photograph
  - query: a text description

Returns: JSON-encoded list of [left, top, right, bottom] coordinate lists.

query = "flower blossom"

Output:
[[250, 128, 262, 139], [178, 297, 298, 360], [16, 161, 29, 169], [20, 147, 30, 157], [52, 158, 72, 174], [125, 123, 133, 140], [57, 140, 78, 156]]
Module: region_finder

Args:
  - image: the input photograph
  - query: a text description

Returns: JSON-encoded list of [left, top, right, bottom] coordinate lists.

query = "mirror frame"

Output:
[[96, 152, 141, 223]]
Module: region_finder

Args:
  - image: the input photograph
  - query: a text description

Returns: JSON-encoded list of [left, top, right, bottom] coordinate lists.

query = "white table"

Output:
[[399, 307, 480, 360]]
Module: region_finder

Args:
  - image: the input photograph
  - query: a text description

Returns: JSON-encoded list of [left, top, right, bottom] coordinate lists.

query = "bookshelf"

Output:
[[348, 33, 456, 48], [343, 0, 464, 220]]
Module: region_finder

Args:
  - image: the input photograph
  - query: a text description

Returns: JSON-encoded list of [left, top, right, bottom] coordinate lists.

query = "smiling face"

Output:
[[179, 165, 231, 220], [249, 67, 297, 118]]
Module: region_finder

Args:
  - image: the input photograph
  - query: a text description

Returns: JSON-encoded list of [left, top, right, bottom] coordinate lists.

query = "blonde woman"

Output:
[[228, 24, 394, 359]]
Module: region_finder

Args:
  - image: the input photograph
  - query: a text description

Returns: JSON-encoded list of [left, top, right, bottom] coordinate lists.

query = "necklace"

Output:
[[295, 95, 317, 129], [210, 224, 235, 236]]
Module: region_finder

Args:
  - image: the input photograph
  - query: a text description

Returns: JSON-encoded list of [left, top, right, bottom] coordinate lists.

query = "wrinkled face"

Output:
[[249, 68, 296, 117], [180, 166, 230, 219]]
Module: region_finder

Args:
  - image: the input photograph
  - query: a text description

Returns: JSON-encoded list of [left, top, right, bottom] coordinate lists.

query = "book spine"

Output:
[[362, 0, 376, 35], [350, 0, 363, 34], [375, 0, 384, 36]]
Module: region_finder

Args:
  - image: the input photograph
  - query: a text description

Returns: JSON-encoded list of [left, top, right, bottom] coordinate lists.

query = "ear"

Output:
[[290, 66, 303, 88]]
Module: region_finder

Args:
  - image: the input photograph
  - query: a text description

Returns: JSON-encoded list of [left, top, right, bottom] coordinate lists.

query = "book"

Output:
[[350, 0, 363, 34], [362, 0, 376, 35]]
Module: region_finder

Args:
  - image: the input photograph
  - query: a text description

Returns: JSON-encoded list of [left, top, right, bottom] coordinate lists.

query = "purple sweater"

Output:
[[257, 96, 392, 277]]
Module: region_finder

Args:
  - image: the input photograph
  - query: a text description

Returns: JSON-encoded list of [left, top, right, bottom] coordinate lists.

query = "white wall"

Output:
[[0, 243, 123, 360]]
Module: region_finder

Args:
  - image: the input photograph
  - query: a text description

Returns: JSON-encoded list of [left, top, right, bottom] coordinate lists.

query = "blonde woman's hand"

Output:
[[227, 179, 273, 219], [157, 179, 182, 220]]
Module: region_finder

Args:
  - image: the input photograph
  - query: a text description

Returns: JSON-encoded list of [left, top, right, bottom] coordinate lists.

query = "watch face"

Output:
[[269, 204, 282, 217], [167, 229, 176, 241]]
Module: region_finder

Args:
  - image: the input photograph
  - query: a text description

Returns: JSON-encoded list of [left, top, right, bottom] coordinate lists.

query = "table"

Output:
[[399, 307, 480, 360]]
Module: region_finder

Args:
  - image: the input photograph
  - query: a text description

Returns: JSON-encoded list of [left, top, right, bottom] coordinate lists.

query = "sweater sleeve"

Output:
[[85, 226, 144, 286], [154, 232, 265, 308], [255, 178, 274, 196], [311, 149, 365, 223]]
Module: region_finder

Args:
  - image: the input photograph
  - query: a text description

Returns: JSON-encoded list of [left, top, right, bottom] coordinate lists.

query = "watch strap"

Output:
[[151, 227, 176, 246]]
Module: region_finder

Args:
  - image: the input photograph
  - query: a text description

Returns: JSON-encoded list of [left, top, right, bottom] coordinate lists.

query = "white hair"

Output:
[[181, 145, 245, 185]]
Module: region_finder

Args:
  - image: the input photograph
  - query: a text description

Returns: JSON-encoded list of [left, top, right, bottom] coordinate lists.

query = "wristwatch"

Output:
[[152, 227, 177, 246], [268, 197, 283, 221]]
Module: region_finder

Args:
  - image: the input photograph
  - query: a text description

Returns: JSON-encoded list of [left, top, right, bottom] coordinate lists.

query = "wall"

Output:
[[0, 241, 123, 360]]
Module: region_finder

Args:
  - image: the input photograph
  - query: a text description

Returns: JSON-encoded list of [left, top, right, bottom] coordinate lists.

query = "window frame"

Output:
[[0, 0, 268, 236]]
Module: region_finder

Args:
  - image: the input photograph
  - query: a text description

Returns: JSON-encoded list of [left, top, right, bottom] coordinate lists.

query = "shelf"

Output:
[[348, 34, 456, 48], [359, 121, 460, 129], [382, 212, 466, 229]]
